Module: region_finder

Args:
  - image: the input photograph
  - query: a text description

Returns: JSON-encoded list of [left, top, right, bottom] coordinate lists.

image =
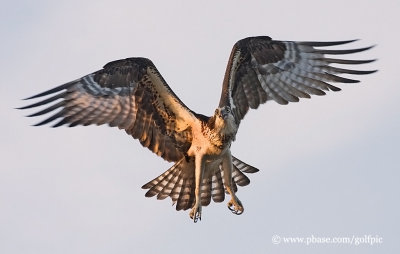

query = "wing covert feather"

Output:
[[219, 36, 376, 123], [21, 57, 196, 162]]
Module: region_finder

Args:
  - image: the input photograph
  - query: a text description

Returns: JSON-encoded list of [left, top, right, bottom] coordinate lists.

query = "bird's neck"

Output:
[[206, 116, 237, 143]]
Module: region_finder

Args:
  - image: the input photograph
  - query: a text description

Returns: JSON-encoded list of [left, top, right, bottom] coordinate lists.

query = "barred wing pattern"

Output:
[[20, 58, 196, 162], [142, 155, 259, 210], [19, 36, 375, 218], [219, 36, 376, 123]]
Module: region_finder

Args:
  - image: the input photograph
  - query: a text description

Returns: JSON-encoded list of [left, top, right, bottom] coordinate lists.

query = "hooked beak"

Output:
[[221, 109, 229, 119]]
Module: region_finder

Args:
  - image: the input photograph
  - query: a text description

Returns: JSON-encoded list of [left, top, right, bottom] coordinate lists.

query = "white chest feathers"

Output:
[[192, 118, 237, 156]]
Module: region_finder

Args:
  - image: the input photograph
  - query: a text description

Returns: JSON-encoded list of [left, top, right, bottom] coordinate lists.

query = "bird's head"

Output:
[[210, 106, 237, 135], [214, 106, 233, 121]]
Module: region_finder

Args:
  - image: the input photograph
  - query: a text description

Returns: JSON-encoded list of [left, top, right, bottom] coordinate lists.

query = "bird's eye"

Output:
[[215, 109, 219, 114]]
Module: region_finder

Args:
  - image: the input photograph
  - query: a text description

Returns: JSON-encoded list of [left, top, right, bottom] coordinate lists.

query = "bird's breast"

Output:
[[187, 120, 235, 158]]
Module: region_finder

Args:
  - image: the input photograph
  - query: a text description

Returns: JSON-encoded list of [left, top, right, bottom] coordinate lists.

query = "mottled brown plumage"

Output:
[[20, 36, 376, 222]]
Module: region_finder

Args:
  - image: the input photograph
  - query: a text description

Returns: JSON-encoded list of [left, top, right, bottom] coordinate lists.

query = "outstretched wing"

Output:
[[20, 57, 196, 162], [219, 36, 376, 123]]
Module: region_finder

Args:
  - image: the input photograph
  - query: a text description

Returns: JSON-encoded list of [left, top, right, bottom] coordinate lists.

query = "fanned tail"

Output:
[[141, 155, 259, 211], [142, 157, 195, 211]]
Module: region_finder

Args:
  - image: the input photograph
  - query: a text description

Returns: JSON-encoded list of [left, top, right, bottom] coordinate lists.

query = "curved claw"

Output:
[[189, 205, 202, 223], [228, 204, 243, 215], [192, 211, 201, 222], [227, 198, 244, 215]]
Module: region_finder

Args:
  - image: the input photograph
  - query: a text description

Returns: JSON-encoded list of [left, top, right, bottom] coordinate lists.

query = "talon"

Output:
[[227, 198, 244, 215], [189, 204, 202, 223]]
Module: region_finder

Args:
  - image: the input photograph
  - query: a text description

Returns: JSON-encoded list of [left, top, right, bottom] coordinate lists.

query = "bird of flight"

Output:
[[20, 36, 376, 222]]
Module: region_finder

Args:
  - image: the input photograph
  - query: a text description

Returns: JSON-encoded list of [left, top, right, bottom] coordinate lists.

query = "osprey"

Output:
[[20, 36, 376, 222]]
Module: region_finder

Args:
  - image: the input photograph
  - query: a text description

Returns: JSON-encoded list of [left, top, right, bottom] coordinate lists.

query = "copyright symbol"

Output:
[[272, 235, 281, 244]]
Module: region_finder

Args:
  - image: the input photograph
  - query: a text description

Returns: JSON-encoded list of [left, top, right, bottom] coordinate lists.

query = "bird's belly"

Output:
[[206, 142, 228, 157]]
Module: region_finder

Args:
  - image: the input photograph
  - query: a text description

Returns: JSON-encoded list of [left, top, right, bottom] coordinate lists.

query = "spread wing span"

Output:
[[219, 36, 376, 123], [20, 57, 196, 162]]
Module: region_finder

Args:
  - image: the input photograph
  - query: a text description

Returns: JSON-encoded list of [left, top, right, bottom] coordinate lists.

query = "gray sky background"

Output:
[[1, 0, 399, 253]]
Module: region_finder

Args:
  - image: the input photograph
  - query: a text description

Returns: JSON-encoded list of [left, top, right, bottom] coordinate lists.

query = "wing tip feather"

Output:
[[23, 83, 72, 100], [298, 39, 359, 47]]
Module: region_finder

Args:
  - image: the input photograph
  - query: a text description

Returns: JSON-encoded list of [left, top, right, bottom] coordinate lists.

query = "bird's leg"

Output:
[[189, 153, 205, 222], [222, 150, 244, 215]]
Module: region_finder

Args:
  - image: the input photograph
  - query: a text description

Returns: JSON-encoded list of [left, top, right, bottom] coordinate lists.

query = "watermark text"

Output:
[[271, 234, 383, 246]]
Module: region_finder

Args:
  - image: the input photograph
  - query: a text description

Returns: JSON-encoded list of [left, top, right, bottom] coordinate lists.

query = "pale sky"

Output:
[[1, 0, 399, 253]]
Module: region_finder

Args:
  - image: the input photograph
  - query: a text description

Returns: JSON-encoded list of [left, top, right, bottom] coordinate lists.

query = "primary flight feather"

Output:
[[20, 36, 376, 222]]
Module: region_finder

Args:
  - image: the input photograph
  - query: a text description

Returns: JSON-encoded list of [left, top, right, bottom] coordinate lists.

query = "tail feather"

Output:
[[200, 177, 212, 206], [211, 169, 225, 203], [231, 177, 238, 192], [232, 156, 259, 174], [142, 163, 178, 197], [157, 165, 182, 200], [142, 155, 259, 211], [170, 176, 184, 205], [232, 166, 249, 187], [176, 177, 195, 210]]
